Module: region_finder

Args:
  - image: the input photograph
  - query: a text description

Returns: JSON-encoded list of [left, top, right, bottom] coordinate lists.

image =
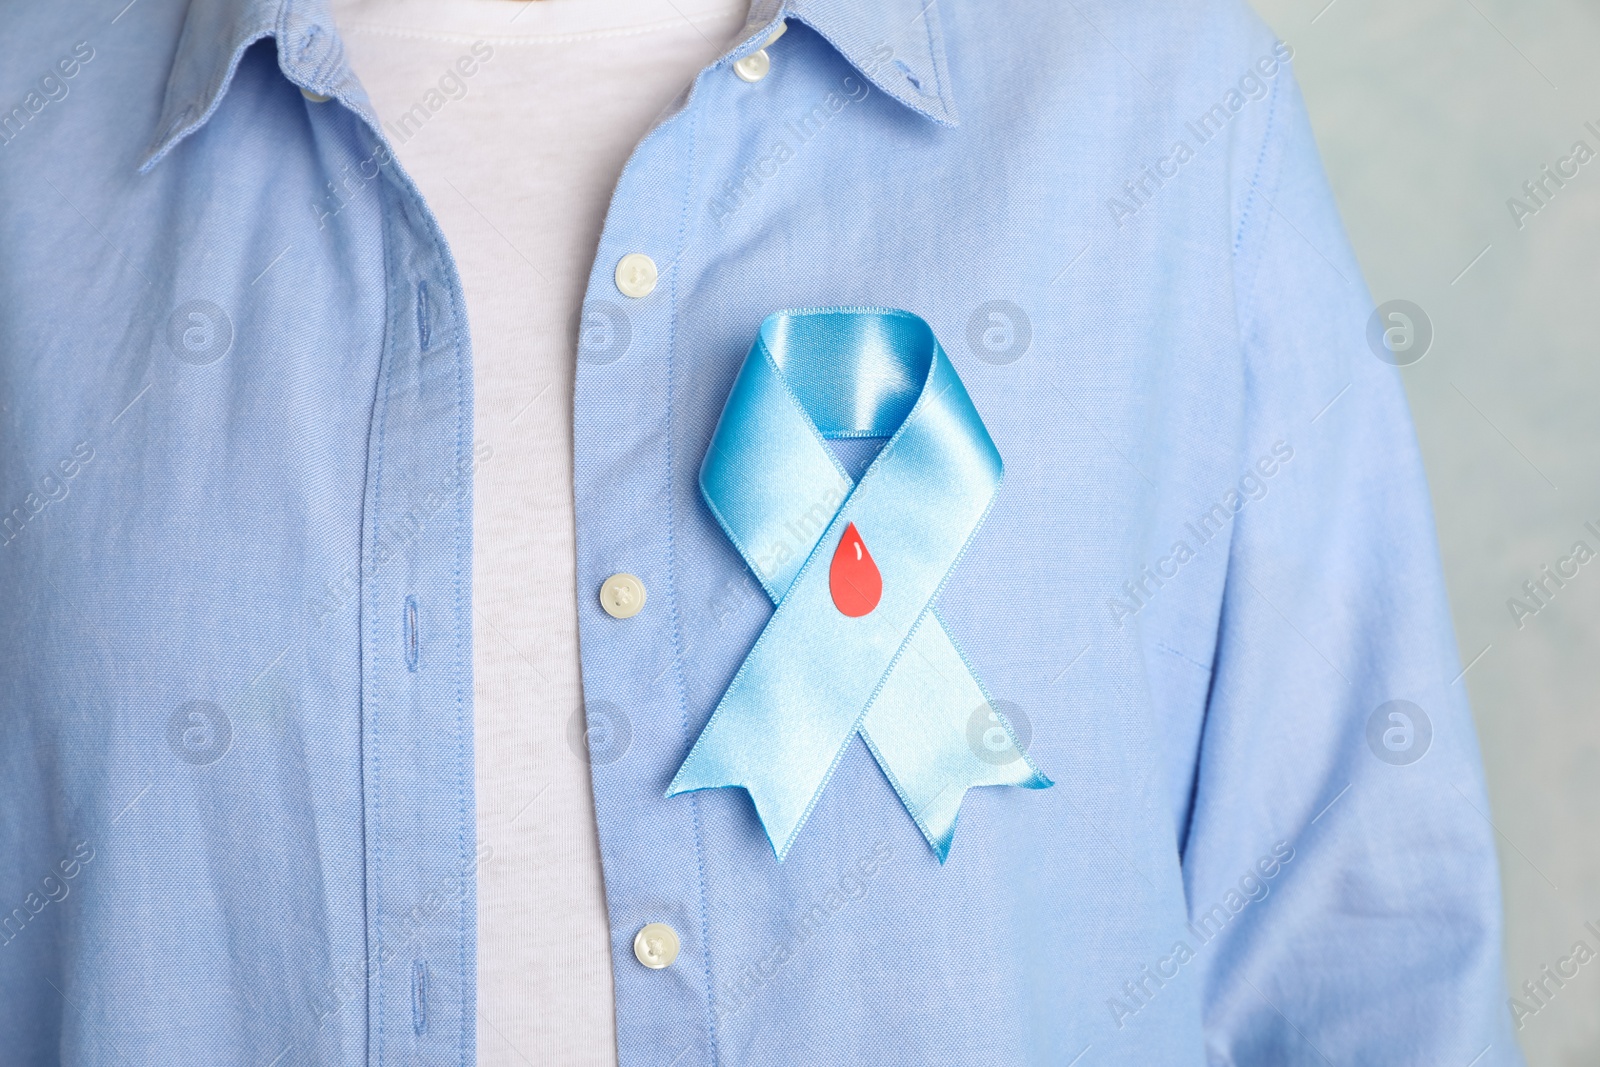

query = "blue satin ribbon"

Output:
[[669, 308, 1051, 861]]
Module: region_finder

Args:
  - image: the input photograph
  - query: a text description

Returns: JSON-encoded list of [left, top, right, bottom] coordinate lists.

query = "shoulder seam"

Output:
[[1231, 68, 1285, 348]]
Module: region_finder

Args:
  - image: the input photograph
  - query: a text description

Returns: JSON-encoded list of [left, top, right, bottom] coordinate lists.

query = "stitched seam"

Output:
[[921, 0, 945, 106], [663, 95, 722, 1067], [1232, 72, 1280, 256], [140, 21, 275, 171], [304, 24, 350, 89], [1154, 640, 1212, 674], [446, 199, 473, 1067], [367, 92, 475, 1066], [782, 15, 946, 125], [367, 148, 398, 1067], [382, 128, 480, 1067], [1232, 70, 1283, 346]]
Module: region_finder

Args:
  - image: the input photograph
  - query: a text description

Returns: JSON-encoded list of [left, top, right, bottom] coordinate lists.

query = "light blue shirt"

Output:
[[0, 0, 1521, 1064]]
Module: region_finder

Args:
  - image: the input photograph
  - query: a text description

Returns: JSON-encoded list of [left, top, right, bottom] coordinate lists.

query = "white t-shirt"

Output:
[[329, 2, 749, 1063]]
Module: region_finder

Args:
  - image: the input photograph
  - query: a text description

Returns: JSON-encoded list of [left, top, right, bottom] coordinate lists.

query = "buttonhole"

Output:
[[298, 25, 323, 61], [416, 280, 432, 350], [411, 959, 427, 1034], [404, 595, 419, 671]]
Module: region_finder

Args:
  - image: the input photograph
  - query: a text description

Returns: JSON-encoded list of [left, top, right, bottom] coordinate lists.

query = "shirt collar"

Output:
[[746, 0, 959, 126], [139, 0, 957, 171], [139, 0, 358, 171]]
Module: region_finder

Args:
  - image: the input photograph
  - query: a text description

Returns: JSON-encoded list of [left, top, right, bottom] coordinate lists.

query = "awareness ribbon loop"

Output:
[[669, 309, 1051, 861]]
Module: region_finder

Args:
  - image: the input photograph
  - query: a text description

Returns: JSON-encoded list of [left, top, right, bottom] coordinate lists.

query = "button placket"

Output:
[[333, 99, 477, 1064], [573, 63, 728, 1066]]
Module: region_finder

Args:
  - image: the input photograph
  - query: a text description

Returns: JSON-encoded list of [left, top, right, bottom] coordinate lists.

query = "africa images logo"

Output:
[[165, 701, 233, 766]]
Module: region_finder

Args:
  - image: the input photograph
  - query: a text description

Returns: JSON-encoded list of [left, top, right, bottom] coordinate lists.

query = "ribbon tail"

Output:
[[666, 709, 852, 861], [859, 614, 1051, 862]]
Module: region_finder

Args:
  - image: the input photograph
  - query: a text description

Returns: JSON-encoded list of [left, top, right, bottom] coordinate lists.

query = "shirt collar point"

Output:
[[888, 81, 960, 128], [782, 0, 961, 128]]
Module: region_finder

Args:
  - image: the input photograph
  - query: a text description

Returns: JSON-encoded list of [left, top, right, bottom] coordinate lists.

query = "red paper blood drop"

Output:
[[829, 523, 882, 617]]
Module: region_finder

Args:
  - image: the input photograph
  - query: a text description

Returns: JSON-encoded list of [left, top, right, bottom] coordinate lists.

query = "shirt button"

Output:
[[733, 50, 770, 83], [614, 253, 658, 299], [300, 88, 332, 102], [599, 573, 647, 619], [633, 923, 680, 969], [733, 21, 786, 83]]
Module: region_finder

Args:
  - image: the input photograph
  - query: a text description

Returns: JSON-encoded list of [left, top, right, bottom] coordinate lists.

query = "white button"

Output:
[[300, 88, 331, 103], [634, 923, 680, 969], [600, 573, 647, 619], [733, 21, 785, 83], [733, 49, 771, 83], [614, 253, 658, 299]]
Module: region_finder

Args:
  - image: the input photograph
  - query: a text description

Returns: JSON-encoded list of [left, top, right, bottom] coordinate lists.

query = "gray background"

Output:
[[1248, 0, 1600, 1061]]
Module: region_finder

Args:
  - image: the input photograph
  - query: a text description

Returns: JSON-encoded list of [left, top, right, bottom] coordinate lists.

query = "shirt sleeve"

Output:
[[1183, 60, 1524, 1066]]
